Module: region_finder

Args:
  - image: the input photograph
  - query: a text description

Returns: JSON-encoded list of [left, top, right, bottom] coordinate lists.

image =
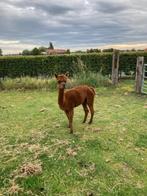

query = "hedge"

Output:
[[0, 52, 147, 78]]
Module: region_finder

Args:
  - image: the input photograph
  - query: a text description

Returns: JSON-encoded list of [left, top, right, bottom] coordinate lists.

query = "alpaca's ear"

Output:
[[55, 74, 58, 78]]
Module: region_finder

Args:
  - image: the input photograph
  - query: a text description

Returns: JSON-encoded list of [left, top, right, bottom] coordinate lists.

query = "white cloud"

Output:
[[0, 40, 40, 54], [0, 40, 20, 44]]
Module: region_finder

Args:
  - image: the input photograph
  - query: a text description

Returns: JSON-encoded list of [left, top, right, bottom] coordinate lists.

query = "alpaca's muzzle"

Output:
[[58, 81, 66, 89]]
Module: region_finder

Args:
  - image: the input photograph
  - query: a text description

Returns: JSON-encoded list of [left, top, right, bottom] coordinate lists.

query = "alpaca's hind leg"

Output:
[[65, 110, 70, 128], [88, 104, 94, 124], [69, 109, 74, 134], [82, 103, 89, 123]]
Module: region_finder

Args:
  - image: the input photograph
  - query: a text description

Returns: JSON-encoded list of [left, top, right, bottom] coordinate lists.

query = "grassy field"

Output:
[[0, 80, 147, 195]]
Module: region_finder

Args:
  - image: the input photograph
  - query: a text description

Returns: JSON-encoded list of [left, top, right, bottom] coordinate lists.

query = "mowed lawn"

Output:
[[0, 81, 147, 195]]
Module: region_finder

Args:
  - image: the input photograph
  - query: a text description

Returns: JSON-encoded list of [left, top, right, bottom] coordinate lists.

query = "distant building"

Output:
[[144, 48, 147, 52], [47, 48, 68, 55]]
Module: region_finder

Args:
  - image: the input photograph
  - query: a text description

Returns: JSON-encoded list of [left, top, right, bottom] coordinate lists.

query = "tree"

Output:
[[31, 47, 40, 55], [39, 46, 47, 53], [87, 48, 101, 53], [131, 48, 136, 52], [22, 49, 31, 55], [74, 50, 85, 54], [66, 49, 70, 54], [48, 42, 54, 49], [103, 48, 114, 52], [0, 48, 3, 56]]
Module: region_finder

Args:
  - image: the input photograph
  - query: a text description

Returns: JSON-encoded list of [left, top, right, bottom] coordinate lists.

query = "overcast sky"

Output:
[[0, 0, 147, 54]]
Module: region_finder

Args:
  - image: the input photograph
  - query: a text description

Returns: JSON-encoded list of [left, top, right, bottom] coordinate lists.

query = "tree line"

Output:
[[0, 41, 146, 56], [22, 42, 54, 55], [0, 48, 2, 56]]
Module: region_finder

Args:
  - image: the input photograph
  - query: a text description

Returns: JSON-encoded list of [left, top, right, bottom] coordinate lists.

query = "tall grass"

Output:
[[71, 58, 112, 87], [72, 72, 111, 87], [0, 77, 57, 91], [0, 60, 111, 90], [0, 72, 111, 91]]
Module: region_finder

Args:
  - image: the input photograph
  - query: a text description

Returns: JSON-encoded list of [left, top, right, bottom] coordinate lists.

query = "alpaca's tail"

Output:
[[90, 87, 96, 95]]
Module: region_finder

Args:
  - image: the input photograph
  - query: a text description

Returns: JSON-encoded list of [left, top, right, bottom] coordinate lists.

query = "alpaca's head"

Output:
[[55, 73, 69, 89]]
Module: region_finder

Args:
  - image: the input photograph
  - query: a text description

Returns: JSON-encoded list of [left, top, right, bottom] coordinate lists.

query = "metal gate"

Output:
[[142, 64, 147, 94]]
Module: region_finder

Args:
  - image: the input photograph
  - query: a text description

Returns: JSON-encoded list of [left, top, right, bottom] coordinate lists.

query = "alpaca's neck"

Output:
[[58, 88, 64, 108]]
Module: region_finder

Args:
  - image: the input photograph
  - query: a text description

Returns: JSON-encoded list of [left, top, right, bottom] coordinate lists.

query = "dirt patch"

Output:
[[6, 182, 23, 195]]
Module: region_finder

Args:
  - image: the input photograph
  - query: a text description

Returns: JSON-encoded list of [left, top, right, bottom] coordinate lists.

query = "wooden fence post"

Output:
[[135, 56, 144, 94], [112, 50, 120, 85]]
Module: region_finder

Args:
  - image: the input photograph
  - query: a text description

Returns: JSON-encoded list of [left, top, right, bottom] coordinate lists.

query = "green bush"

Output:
[[0, 52, 147, 78]]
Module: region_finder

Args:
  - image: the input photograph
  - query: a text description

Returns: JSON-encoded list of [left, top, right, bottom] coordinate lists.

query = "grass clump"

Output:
[[71, 58, 111, 87], [72, 71, 111, 87], [135, 134, 147, 148], [0, 77, 57, 91], [0, 72, 111, 91]]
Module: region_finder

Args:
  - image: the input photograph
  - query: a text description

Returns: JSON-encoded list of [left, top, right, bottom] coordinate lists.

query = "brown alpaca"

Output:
[[55, 73, 95, 134]]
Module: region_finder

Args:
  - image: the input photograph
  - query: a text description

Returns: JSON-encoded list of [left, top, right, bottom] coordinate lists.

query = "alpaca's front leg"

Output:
[[69, 109, 74, 134]]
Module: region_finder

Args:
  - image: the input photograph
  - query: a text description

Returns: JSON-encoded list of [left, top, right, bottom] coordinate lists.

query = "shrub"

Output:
[[0, 52, 147, 79]]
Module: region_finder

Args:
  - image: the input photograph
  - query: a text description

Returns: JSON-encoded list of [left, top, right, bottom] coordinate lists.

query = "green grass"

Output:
[[0, 80, 147, 195]]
